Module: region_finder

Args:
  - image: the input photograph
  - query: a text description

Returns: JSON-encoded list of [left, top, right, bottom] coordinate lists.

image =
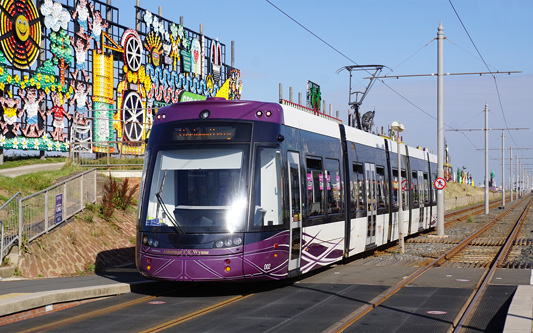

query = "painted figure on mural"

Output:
[[19, 88, 46, 138], [89, 4, 108, 52], [47, 92, 72, 141], [69, 80, 92, 126], [72, 0, 91, 35], [0, 95, 22, 135], [70, 35, 92, 81]]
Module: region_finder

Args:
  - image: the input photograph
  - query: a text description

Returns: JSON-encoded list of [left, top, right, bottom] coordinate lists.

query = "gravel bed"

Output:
[[357, 197, 533, 267]]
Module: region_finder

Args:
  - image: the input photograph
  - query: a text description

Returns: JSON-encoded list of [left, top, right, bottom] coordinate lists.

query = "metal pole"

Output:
[[289, 87, 293, 102], [298, 92, 302, 105], [510, 147, 513, 202], [397, 131, 404, 253], [44, 191, 48, 233], [279, 83, 283, 101], [436, 23, 445, 235], [502, 130, 505, 207], [484, 104, 489, 215], [106, 0, 112, 22], [231, 41, 235, 68], [18, 196, 22, 256], [515, 154, 520, 200], [135, 0, 141, 31]]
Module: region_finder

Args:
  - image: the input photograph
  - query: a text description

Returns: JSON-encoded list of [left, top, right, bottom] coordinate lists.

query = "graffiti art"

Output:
[[0, 0, 241, 156]]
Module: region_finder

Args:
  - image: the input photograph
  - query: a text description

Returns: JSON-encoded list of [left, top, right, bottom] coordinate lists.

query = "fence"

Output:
[[71, 140, 145, 168], [0, 169, 97, 262]]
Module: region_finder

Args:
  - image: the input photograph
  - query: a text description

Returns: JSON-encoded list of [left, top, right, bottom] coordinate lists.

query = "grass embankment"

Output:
[[0, 162, 84, 204]]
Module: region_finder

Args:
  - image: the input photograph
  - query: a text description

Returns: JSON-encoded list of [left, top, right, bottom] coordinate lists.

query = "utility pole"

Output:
[[368, 23, 520, 234], [437, 23, 445, 233], [449, 112, 525, 215], [501, 131, 505, 208], [484, 104, 489, 214], [510, 147, 513, 202]]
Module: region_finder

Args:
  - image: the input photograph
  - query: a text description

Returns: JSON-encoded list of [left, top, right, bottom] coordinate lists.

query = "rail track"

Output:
[[326, 195, 533, 332], [6, 197, 531, 332]]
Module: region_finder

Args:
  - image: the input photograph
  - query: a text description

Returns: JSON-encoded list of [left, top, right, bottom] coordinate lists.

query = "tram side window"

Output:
[[326, 159, 341, 214], [352, 163, 365, 211], [253, 147, 283, 228], [376, 166, 388, 209], [412, 171, 419, 205], [306, 157, 324, 216], [392, 169, 399, 208], [423, 173, 430, 203]]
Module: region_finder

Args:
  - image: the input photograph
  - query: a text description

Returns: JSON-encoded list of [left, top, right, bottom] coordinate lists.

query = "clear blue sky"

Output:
[[123, 0, 532, 188]]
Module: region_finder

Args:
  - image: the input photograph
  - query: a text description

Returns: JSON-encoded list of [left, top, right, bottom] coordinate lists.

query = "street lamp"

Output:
[[392, 121, 405, 253]]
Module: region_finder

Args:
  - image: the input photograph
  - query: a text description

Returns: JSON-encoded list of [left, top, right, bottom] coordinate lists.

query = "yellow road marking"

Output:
[[140, 294, 253, 333], [19, 284, 194, 333]]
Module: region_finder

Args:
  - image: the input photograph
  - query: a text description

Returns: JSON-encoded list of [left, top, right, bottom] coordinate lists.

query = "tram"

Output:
[[136, 98, 437, 281]]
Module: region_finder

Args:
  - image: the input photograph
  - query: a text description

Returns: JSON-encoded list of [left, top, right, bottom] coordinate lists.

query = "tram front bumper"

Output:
[[138, 247, 244, 281]]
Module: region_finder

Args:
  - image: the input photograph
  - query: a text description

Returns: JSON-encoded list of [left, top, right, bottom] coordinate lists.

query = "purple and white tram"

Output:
[[136, 98, 437, 281]]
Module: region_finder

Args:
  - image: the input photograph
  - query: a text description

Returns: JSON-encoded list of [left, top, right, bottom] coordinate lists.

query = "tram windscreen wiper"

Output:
[[155, 170, 185, 234]]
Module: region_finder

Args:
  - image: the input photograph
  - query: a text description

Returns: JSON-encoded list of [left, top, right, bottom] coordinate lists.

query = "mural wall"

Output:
[[0, 0, 242, 155]]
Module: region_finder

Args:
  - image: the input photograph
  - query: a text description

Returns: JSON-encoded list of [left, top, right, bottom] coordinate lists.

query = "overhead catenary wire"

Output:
[[265, 0, 483, 152], [448, 0, 521, 150]]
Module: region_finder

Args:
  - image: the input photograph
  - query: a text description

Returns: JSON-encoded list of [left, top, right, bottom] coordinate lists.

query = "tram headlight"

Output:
[[213, 236, 243, 249], [142, 235, 159, 248], [255, 110, 263, 117], [265, 110, 272, 117]]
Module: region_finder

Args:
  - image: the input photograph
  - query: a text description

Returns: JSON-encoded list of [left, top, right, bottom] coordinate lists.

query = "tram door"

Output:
[[365, 163, 377, 246], [287, 152, 302, 272], [418, 170, 425, 230]]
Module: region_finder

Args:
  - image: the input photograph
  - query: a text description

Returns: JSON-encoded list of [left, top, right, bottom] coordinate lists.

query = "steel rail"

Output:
[[452, 197, 533, 332], [327, 196, 529, 333], [18, 283, 196, 333], [139, 294, 254, 333]]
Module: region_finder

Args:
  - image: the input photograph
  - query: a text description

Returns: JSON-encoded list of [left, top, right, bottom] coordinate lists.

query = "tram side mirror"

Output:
[[277, 134, 285, 142]]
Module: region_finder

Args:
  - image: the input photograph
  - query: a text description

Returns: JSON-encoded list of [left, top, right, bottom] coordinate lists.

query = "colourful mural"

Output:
[[0, 0, 242, 155]]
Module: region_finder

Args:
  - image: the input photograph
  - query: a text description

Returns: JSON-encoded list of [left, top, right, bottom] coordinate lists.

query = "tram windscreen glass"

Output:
[[171, 123, 251, 142]]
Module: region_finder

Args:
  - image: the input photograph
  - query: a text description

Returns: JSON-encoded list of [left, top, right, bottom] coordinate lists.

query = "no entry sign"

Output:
[[434, 177, 446, 190]]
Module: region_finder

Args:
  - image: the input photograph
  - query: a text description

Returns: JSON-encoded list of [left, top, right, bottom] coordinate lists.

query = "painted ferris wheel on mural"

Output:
[[0, 0, 242, 157]]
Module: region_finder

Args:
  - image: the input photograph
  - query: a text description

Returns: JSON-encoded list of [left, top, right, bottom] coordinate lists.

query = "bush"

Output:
[[100, 174, 140, 221]]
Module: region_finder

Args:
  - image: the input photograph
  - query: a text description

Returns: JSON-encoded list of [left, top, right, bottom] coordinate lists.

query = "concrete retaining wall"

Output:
[[445, 193, 502, 211]]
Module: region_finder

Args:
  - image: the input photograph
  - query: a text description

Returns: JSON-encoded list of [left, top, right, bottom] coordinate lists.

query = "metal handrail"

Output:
[[0, 192, 21, 263]]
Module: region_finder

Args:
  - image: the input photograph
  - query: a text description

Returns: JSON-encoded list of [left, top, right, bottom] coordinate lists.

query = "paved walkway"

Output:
[[0, 162, 66, 178]]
